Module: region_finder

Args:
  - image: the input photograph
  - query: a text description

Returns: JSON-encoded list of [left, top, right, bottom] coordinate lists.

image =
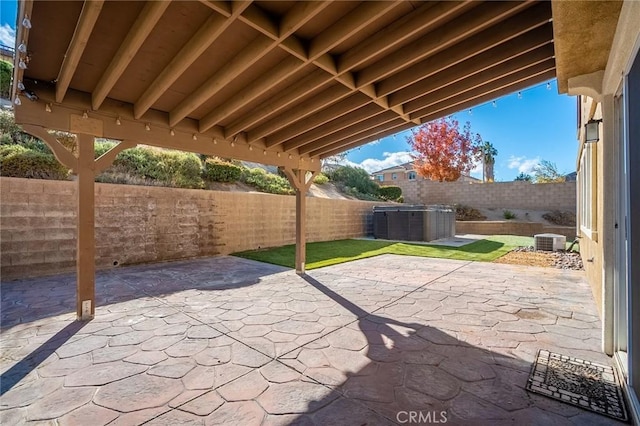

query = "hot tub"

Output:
[[373, 205, 455, 242]]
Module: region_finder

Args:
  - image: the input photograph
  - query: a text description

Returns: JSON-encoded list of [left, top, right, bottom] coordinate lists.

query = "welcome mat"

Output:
[[526, 349, 628, 422]]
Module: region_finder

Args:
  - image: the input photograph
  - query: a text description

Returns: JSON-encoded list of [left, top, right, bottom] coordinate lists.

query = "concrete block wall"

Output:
[[396, 180, 576, 211], [455, 221, 576, 239], [1, 177, 381, 280]]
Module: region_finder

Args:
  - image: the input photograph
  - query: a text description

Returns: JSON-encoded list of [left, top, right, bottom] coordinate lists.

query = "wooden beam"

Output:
[[411, 67, 556, 121], [417, 72, 556, 125], [282, 103, 386, 152], [198, 1, 398, 133], [173, 1, 328, 128], [13, 86, 320, 172], [198, 56, 303, 132], [377, 8, 553, 98], [170, 35, 276, 126], [134, 2, 251, 119], [389, 29, 553, 107], [76, 133, 96, 320], [314, 121, 414, 158], [198, 0, 232, 17], [297, 111, 400, 155], [56, 0, 104, 103], [11, 0, 33, 102], [21, 125, 78, 171], [266, 93, 372, 148], [308, 1, 398, 59], [282, 167, 317, 275], [226, 69, 333, 139], [91, 1, 170, 111], [356, 1, 536, 87], [337, 1, 473, 73], [248, 84, 352, 144], [94, 140, 136, 174], [279, 1, 333, 38], [404, 52, 556, 115]]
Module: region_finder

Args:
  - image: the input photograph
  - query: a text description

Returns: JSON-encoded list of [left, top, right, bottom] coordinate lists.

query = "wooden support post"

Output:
[[22, 125, 137, 320], [283, 167, 318, 275], [76, 133, 96, 320], [295, 186, 306, 274]]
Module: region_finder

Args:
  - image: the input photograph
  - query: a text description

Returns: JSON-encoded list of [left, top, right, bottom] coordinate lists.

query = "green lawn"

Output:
[[233, 235, 533, 270]]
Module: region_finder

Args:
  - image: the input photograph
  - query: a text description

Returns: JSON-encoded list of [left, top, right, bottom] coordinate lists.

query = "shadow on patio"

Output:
[[0, 255, 619, 425], [272, 275, 621, 425], [0, 256, 288, 329]]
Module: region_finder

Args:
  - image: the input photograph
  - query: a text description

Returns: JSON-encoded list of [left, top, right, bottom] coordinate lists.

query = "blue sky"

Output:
[[0, 1, 17, 46], [345, 79, 578, 181], [1, 1, 578, 180]]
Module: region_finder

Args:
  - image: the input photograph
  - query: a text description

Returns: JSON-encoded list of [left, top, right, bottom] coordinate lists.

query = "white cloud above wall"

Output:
[[355, 151, 413, 173], [0, 24, 15, 48], [507, 155, 540, 174]]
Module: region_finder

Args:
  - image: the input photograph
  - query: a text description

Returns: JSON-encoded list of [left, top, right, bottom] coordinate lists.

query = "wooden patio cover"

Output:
[[11, 0, 555, 319]]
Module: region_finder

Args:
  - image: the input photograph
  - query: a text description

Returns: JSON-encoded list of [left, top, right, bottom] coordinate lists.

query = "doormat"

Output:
[[526, 349, 628, 422]]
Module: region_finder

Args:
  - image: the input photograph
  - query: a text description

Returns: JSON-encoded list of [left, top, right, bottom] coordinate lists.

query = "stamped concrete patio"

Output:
[[0, 255, 622, 425]]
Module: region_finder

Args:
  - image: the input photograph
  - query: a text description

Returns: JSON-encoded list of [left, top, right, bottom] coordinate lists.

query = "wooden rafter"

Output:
[[314, 121, 415, 159], [417, 71, 556, 124], [297, 111, 400, 155], [337, 1, 474, 72], [356, 1, 535, 87], [198, 1, 398, 133], [410, 63, 556, 120], [265, 93, 372, 148], [170, 1, 331, 127], [389, 28, 554, 107], [133, 1, 251, 119], [282, 103, 386, 152], [226, 69, 332, 139], [91, 1, 170, 111], [404, 54, 556, 116], [56, 0, 104, 103], [16, 1, 557, 168], [377, 7, 553, 98]]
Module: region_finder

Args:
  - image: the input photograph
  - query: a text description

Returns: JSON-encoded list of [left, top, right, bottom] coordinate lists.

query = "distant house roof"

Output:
[[371, 160, 481, 182], [564, 171, 577, 182], [370, 161, 415, 175]]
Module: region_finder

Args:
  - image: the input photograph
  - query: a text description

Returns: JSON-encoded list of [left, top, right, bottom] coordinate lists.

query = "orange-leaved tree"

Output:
[[409, 117, 482, 182]]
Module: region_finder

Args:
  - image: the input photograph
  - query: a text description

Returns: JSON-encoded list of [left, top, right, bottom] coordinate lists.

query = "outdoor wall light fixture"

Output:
[[585, 119, 602, 143]]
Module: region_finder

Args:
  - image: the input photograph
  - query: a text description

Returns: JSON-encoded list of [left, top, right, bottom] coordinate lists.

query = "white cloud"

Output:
[[355, 151, 413, 173], [507, 155, 540, 174], [469, 160, 483, 179], [0, 24, 15, 48]]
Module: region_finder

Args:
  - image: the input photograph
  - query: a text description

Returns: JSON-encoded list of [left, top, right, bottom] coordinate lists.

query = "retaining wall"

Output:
[[0, 177, 381, 280]]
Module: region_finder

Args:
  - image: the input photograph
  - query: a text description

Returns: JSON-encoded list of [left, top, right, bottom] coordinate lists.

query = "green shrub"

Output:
[[0, 60, 11, 99], [327, 165, 380, 196], [0, 145, 69, 180], [313, 173, 329, 185], [203, 158, 243, 182], [397, 195, 404, 203], [241, 168, 294, 195], [503, 209, 517, 220], [378, 185, 402, 201], [106, 147, 203, 188], [94, 140, 118, 158]]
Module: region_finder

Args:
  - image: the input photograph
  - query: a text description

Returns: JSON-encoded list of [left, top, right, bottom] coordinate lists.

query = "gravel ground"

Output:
[[494, 246, 584, 270]]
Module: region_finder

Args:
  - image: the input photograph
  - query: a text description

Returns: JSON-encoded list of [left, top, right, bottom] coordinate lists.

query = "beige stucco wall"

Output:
[[0, 177, 382, 280], [395, 180, 576, 211], [577, 99, 605, 316]]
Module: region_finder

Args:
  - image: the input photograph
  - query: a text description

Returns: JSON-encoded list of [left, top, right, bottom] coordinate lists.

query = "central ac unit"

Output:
[[534, 233, 567, 251]]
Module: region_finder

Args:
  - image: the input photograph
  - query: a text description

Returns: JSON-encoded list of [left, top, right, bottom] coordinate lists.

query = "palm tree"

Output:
[[480, 141, 498, 182]]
